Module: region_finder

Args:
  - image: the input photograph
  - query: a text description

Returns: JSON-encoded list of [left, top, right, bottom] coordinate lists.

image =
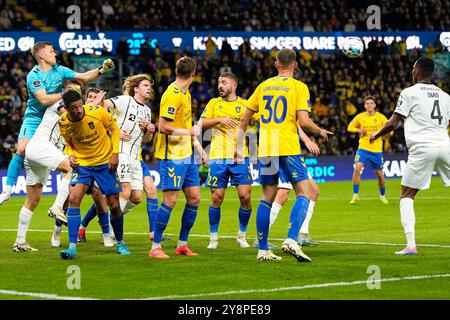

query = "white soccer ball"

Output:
[[342, 37, 364, 58]]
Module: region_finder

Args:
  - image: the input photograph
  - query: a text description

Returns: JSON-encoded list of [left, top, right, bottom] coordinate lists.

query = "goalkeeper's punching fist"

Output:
[[99, 59, 115, 75]]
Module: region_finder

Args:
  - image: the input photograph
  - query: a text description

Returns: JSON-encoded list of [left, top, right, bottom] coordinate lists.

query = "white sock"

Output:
[[299, 200, 315, 234], [400, 198, 416, 248], [353, 193, 358, 197], [119, 197, 128, 212], [16, 207, 33, 244], [177, 240, 187, 248], [151, 242, 161, 250], [4, 185, 12, 194], [54, 224, 62, 232], [269, 202, 282, 228], [210, 232, 218, 240], [52, 176, 69, 210], [237, 231, 246, 238], [123, 201, 136, 214]]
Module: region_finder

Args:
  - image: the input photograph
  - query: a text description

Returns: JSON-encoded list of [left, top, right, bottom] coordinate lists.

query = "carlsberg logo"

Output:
[[59, 32, 113, 54]]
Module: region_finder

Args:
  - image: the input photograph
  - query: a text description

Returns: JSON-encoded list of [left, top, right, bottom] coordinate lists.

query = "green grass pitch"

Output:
[[0, 177, 449, 300]]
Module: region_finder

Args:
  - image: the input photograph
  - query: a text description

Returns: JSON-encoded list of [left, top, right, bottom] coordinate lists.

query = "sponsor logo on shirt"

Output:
[[167, 106, 175, 115], [33, 80, 41, 88]]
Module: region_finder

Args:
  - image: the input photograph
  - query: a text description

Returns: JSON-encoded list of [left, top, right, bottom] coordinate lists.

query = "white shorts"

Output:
[[278, 171, 313, 189], [117, 153, 143, 190], [402, 145, 450, 190], [24, 158, 50, 186], [26, 140, 67, 171]]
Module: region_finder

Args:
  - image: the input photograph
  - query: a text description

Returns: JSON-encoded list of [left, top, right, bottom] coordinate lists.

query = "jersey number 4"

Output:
[[261, 95, 287, 124], [430, 100, 443, 125]]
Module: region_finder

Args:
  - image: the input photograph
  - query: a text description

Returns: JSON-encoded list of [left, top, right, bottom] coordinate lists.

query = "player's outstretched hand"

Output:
[[305, 140, 320, 155], [101, 59, 115, 74], [146, 123, 155, 134], [139, 119, 149, 129], [319, 128, 333, 141], [109, 153, 119, 171], [369, 133, 377, 144], [120, 130, 132, 142], [220, 117, 238, 129], [69, 155, 79, 169], [93, 90, 107, 105]]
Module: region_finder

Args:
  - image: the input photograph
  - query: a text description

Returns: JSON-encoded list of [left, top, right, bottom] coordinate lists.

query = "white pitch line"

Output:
[[135, 273, 450, 300], [2, 273, 450, 300], [0, 289, 98, 300], [1, 228, 450, 249]]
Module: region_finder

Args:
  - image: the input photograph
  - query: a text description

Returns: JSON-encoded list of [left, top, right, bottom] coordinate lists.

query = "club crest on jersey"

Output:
[[235, 106, 241, 113], [167, 106, 175, 115], [88, 122, 95, 130], [218, 105, 222, 110], [33, 80, 41, 88]]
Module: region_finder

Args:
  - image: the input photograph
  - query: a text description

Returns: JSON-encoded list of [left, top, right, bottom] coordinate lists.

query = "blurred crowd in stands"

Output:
[[1, 0, 450, 166], [8, 0, 450, 32]]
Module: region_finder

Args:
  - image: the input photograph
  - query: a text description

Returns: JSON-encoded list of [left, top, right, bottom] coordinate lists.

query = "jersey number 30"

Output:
[[261, 95, 287, 124]]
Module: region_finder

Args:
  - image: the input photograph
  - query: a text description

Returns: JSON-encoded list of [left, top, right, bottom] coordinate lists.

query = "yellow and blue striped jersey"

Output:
[[155, 83, 193, 160], [347, 112, 388, 152], [59, 104, 120, 166], [247, 76, 311, 157], [201, 96, 255, 160]]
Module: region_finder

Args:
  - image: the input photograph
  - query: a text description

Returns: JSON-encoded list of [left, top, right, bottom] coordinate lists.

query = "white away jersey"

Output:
[[395, 83, 450, 148], [31, 100, 65, 151], [109, 95, 151, 159]]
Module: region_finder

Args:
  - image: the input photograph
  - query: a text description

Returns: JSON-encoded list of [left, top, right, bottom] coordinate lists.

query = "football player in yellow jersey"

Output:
[[347, 96, 389, 205], [235, 48, 331, 262], [58, 90, 130, 259], [199, 72, 255, 250], [149, 57, 206, 259]]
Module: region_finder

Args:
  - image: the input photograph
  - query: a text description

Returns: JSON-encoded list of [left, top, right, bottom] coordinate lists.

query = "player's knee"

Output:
[[310, 185, 320, 200], [211, 193, 224, 207], [130, 192, 142, 205], [120, 188, 131, 201], [239, 193, 251, 208], [68, 193, 82, 207], [188, 194, 201, 206]]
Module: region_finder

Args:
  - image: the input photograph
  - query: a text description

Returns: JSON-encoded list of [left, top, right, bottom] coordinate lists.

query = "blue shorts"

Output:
[[258, 155, 309, 186], [355, 149, 383, 170], [71, 164, 122, 195], [159, 157, 200, 191], [141, 160, 151, 177], [206, 158, 252, 189], [18, 118, 42, 139]]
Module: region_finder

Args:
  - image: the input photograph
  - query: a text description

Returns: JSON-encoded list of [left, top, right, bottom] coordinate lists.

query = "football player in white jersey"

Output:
[[370, 57, 450, 255], [102, 74, 155, 215], [12, 80, 81, 252]]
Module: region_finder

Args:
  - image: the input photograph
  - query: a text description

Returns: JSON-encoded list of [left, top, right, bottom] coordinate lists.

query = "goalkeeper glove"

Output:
[[99, 59, 115, 75]]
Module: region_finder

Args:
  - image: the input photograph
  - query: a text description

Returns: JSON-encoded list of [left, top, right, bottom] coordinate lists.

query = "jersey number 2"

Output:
[[430, 100, 443, 125], [261, 95, 287, 124]]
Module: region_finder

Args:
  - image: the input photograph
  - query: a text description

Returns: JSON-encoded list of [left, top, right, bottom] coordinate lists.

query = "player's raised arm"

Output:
[[297, 125, 320, 155], [74, 59, 115, 83], [298, 110, 333, 141], [347, 115, 366, 135], [370, 113, 402, 143]]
